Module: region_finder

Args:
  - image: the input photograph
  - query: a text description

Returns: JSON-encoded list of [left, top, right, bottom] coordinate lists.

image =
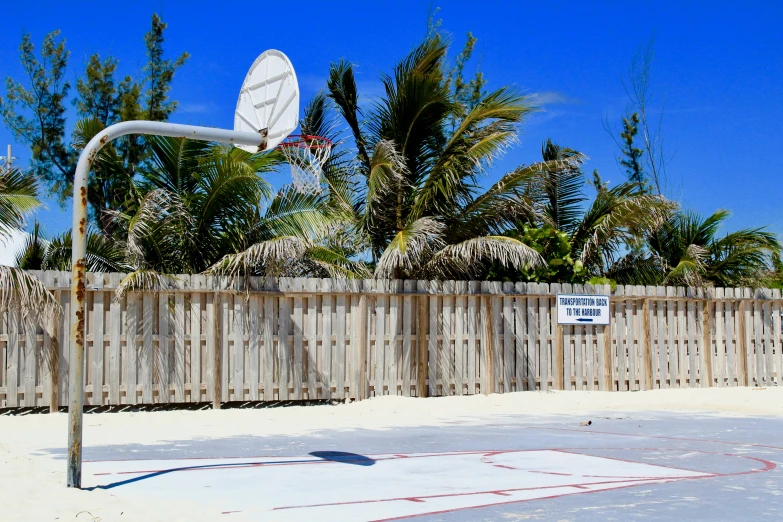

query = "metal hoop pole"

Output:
[[67, 121, 268, 488]]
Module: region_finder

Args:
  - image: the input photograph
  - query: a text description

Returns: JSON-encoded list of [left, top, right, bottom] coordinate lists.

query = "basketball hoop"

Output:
[[278, 134, 332, 194]]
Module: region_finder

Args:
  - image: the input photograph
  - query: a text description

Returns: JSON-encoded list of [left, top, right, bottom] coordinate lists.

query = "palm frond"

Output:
[[206, 236, 310, 277], [327, 60, 370, 171], [257, 187, 333, 240], [305, 245, 372, 279], [43, 227, 132, 273], [143, 136, 211, 194], [369, 36, 450, 182], [375, 217, 445, 279], [459, 156, 584, 239], [0, 265, 62, 348], [363, 140, 409, 230], [606, 252, 663, 286], [15, 221, 49, 269], [0, 168, 40, 239], [420, 235, 544, 279], [539, 140, 588, 233], [573, 183, 676, 272], [115, 269, 179, 299], [126, 188, 194, 269]]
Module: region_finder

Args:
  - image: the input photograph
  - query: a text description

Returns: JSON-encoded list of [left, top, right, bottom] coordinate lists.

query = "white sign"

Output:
[[556, 294, 610, 325]]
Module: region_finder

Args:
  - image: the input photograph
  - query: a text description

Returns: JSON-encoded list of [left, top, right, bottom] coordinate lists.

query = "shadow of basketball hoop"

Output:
[[309, 451, 375, 466], [86, 452, 376, 490]]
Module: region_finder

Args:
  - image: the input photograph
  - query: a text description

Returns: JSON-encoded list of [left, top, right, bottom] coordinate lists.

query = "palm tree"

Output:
[[207, 91, 374, 280], [0, 167, 60, 332], [95, 133, 358, 291], [244, 35, 568, 281], [494, 140, 675, 284], [614, 210, 780, 288], [103, 137, 274, 290], [15, 223, 132, 273]]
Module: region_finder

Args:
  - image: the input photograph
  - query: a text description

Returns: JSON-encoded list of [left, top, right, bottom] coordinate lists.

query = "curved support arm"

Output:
[[66, 121, 268, 488]]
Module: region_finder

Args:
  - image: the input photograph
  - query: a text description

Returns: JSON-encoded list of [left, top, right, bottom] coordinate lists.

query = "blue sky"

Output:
[[1, 0, 781, 238]]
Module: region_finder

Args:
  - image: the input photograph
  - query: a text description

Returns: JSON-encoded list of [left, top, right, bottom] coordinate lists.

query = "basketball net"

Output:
[[278, 135, 332, 194]]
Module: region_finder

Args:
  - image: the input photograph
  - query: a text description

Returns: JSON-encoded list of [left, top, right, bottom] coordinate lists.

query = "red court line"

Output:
[[272, 475, 695, 512], [370, 449, 777, 521], [371, 479, 690, 522]]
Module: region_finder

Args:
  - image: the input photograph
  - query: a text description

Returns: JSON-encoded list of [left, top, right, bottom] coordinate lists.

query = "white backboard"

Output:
[[234, 50, 299, 152], [556, 294, 610, 325]]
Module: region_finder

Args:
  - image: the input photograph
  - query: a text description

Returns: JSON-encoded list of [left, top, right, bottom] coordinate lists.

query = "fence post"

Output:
[[738, 299, 748, 386], [603, 286, 613, 391], [701, 297, 713, 387], [47, 271, 60, 412], [358, 281, 369, 400], [552, 284, 563, 390], [211, 277, 221, 409], [481, 290, 495, 395], [641, 298, 652, 389], [417, 281, 428, 397]]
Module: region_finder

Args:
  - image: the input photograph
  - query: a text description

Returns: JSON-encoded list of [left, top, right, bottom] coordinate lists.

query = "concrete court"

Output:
[[49, 410, 783, 521]]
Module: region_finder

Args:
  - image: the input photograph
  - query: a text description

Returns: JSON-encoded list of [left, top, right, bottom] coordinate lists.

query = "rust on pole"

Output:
[[66, 121, 268, 488]]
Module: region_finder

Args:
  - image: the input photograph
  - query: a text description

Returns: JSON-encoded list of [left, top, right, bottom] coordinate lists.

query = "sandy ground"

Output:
[[1, 387, 781, 521]]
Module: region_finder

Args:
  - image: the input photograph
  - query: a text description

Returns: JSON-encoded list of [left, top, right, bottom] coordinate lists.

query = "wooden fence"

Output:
[[1, 271, 781, 409]]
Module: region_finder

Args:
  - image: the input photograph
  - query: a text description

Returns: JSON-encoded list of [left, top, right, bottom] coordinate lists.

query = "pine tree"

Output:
[[619, 112, 647, 191], [0, 14, 188, 234], [143, 14, 189, 121]]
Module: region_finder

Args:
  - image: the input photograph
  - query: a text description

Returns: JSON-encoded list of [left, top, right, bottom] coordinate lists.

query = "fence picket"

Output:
[[205, 278, 217, 406], [753, 292, 763, 386], [219, 283, 230, 403], [376, 286, 387, 396], [615, 286, 626, 390], [724, 288, 735, 387], [774, 289, 782, 386], [279, 288, 291, 400], [527, 287, 538, 391], [91, 274, 104, 405], [441, 281, 454, 396], [321, 279, 333, 400], [666, 287, 677, 388], [715, 287, 725, 387], [335, 288, 346, 400], [686, 290, 697, 387], [307, 279, 318, 400], [191, 275, 204, 402], [537, 284, 549, 391], [174, 276, 186, 402], [467, 281, 479, 394], [514, 282, 527, 391], [125, 292, 137, 404], [109, 274, 122, 405], [59, 272, 71, 406], [142, 293, 154, 403], [428, 280, 439, 396], [159, 284, 170, 404], [402, 280, 415, 397], [389, 280, 401, 396], [7, 307, 19, 407], [247, 282, 259, 401], [677, 287, 687, 387], [293, 281, 304, 400]]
